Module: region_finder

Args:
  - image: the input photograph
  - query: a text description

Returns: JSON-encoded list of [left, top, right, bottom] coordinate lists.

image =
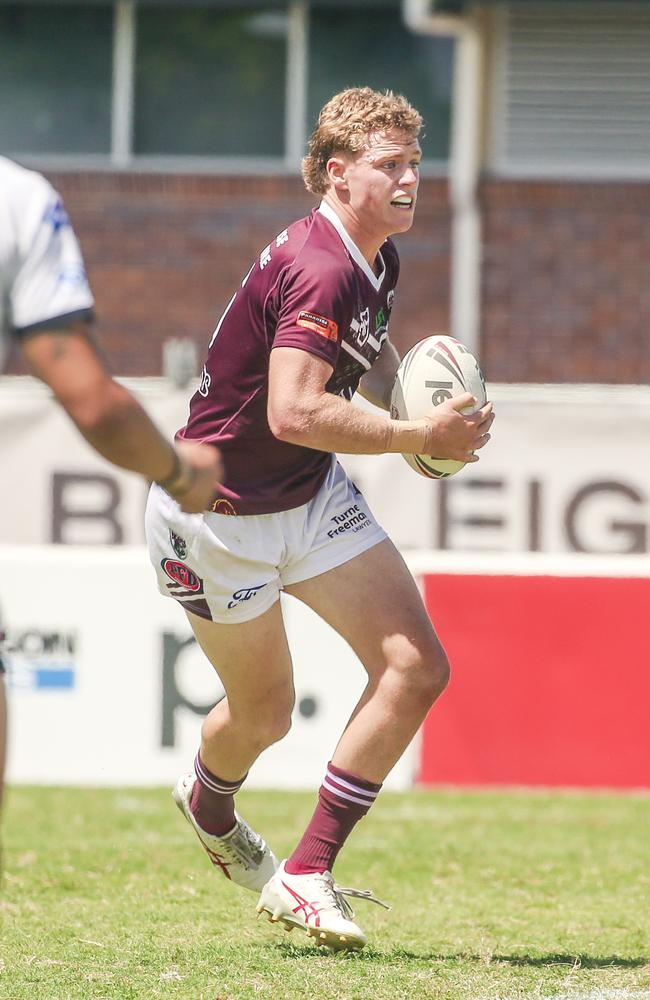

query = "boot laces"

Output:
[[226, 819, 265, 868], [321, 875, 391, 920]]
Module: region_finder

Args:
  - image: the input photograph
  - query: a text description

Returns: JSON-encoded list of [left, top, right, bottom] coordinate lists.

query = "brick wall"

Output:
[[7, 171, 649, 383], [481, 179, 650, 383], [6, 171, 451, 375]]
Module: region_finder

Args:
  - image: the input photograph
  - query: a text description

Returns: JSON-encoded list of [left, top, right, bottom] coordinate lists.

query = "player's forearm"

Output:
[[270, 390, 429, 455], [62, 380, 180, 482]]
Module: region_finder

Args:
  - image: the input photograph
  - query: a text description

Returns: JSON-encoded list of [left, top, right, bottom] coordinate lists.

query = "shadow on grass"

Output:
[[271, 942, 648, 969], [487, 954, 648, 970]]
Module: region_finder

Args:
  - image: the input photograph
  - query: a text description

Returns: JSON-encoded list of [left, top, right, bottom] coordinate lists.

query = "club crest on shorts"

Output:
[[161, 558, 204, 596], [169, 530, 187, 560]]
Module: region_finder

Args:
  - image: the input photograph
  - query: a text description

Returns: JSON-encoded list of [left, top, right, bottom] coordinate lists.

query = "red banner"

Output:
[[419, 573, 650, 788]]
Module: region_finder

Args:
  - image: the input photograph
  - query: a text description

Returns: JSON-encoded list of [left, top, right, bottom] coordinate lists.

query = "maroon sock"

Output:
[[285, 761, 382, 876], [190, 753, 246, 836]]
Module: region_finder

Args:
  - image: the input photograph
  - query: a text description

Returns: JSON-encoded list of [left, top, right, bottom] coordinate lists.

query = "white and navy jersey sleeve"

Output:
[[0, 158, 94, 353]]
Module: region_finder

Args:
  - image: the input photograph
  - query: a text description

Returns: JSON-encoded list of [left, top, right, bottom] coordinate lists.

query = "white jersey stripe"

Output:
[[340, 340, 372, 370]]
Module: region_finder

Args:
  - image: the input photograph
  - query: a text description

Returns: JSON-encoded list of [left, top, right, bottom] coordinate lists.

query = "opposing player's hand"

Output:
[[163, 441, 223, 513], [421, 393, 494, 463]]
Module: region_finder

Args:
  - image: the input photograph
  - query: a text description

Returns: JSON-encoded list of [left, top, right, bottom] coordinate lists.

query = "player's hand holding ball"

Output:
[[390, 335, 493, 478]]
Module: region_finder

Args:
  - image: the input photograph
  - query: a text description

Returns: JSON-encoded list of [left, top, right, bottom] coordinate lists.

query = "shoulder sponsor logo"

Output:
[[387, 289, 395, 310], [161, 559, 204, 596], [169, 530, 187, 560], [43, 198, 70, 233], [296, 310, 339, 342], [228, 584, 268, 610]]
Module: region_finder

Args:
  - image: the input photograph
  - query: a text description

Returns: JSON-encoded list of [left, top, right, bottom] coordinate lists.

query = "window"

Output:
[[0, 5, 113, 154], [0, 1, 453, 166], [135, 8, 287, 156], [308, 3, 452, 160]]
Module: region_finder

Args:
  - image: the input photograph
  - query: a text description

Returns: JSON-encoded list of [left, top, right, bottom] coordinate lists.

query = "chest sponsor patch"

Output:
[[296, 310, 339, 342]]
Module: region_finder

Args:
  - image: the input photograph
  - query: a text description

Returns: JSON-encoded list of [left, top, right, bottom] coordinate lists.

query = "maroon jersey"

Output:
[[179, 201, 400, 514]]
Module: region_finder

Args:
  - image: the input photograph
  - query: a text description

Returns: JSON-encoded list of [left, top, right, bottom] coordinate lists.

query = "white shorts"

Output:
[[144, 458, 387, 624]]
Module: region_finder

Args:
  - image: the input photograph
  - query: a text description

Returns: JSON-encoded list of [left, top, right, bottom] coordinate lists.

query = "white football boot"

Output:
[[173, 773, 278, 893], [256, 860, 390, 951]]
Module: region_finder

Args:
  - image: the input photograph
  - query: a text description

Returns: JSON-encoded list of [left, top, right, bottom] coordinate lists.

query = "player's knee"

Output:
[[255, 712, 292, 750], [425, 646, 450, 702], [251, 696, 294, 750], [400, 644, 450, 708]]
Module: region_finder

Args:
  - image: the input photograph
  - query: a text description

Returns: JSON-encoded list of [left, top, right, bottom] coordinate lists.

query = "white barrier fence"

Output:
[[1, 545, 418, 791], [2, 378, 650, 553], [3, 377, 650, 789], [3, 546, 650, 790]]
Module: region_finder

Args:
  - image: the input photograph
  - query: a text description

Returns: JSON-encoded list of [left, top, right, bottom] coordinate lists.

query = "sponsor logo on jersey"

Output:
[[57, 263, 88, 287], [169, 530, 187, 560], [350, 308, 370, 347], [43, 198, 70, 233], [228, 584, 268, 609], [198, 366, 211, 397], [211, 498, 237, 516], [296, 310, 339, 342], [161, 559, 204, 596], [387, 289, 395, 310]]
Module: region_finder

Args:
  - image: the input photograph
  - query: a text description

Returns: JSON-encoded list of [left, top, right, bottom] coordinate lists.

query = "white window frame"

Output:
[[12, 0, 450, 175]]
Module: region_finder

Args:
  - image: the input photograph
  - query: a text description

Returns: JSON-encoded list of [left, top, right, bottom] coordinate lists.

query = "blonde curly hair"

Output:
[[302, 86, 423, 196]]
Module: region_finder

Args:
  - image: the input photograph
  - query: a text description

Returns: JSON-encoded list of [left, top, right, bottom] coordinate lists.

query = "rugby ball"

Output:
[[390, 335, 487, 479]]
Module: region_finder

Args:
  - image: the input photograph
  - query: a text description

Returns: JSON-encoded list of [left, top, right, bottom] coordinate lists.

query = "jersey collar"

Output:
[[318, 200, 386, 292]]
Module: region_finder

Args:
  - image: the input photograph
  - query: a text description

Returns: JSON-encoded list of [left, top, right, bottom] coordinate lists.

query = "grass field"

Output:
[[1, 786, 649, 1000]]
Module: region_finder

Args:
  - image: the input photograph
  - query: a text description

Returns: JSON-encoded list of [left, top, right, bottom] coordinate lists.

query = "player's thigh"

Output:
[[186, 600, 295, 714], [284, 537, 446, 684]]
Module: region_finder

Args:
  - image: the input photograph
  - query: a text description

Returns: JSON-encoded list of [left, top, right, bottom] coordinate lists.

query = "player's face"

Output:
[[344, 130, 422, 238]]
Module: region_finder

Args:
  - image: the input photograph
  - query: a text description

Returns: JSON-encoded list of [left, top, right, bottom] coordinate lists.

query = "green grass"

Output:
[[1, 786, 649, 1000]]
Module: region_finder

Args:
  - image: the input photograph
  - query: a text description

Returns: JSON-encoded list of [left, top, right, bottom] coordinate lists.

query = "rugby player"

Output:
[[0, 156, 222, 812], [145, 87, 493, 950]]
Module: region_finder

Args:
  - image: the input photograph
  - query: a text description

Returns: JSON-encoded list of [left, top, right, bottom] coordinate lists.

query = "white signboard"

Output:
[[1, 546, 417, 790], [1, 378, 649, 554]]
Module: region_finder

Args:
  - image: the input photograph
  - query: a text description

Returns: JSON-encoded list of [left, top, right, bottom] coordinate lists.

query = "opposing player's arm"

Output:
[[20, 322, 221, 511], [268, 346, 491, 460], [356, 338, 401, 411]]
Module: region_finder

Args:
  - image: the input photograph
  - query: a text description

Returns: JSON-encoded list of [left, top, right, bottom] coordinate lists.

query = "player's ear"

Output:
[[326, 155, 349, 191]]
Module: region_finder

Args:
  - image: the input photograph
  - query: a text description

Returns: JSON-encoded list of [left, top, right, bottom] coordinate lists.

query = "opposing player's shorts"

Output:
[[145, 458, 387, 624]]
